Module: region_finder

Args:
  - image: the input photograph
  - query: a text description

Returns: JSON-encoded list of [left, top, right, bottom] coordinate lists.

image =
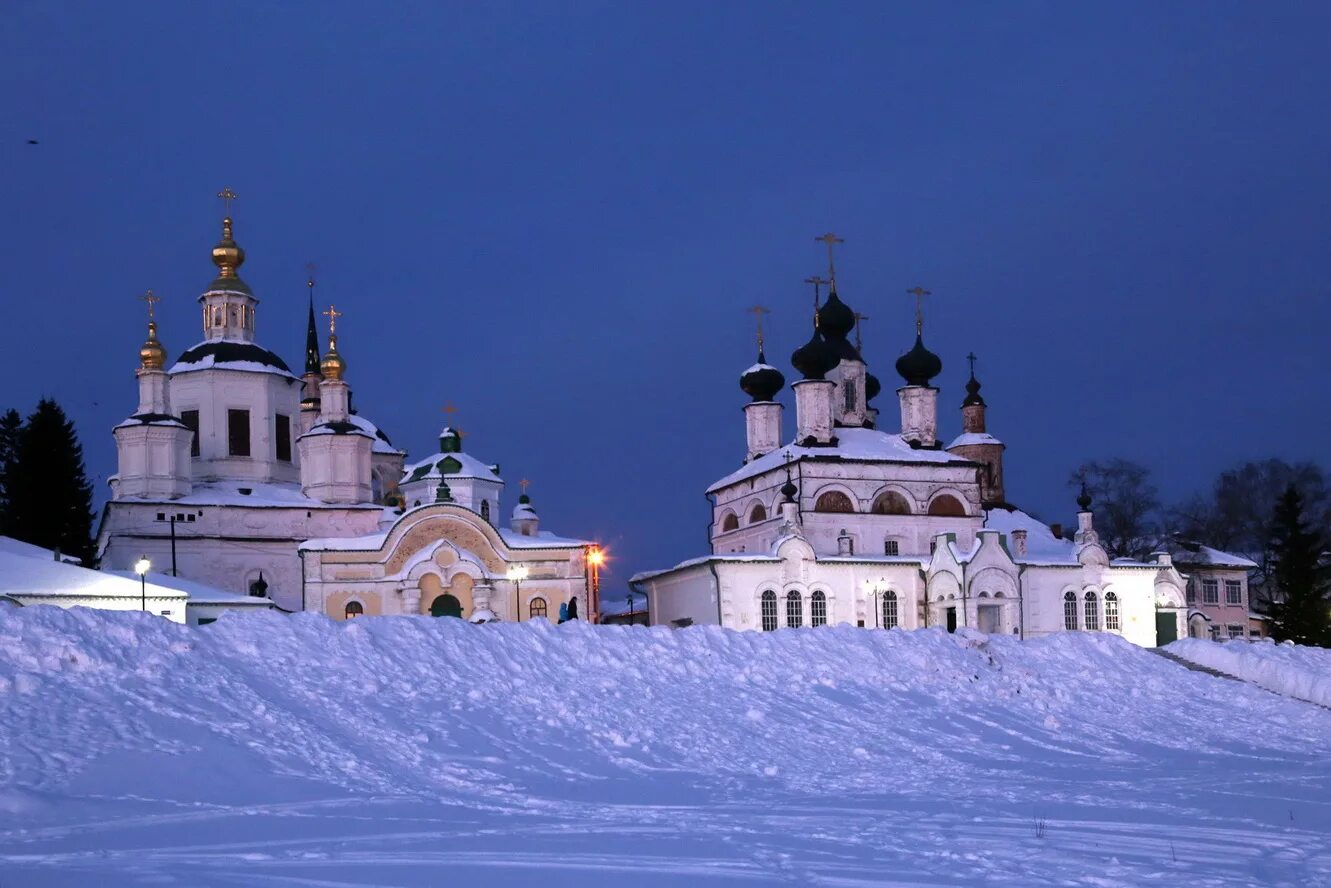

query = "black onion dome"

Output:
[[865, 372, 882, 403], [780, 475, 798, 502], [962, 373, 985, 407], [791, 331, 839, 380], [740, 348, 786, 402], [816, 290, 862, 362], [895, 335, 942, 386], [1077, 482, 1093, 511]]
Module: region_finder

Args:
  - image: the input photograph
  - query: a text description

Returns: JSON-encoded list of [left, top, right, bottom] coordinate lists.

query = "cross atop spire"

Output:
[[746, 304, 770, 352], [967, 351, 978, 377], [519, 478, 530, 494], [305, 262, 317, 291], [140, 289, 160, 321], [815, 232, 844, 287], [803, 275, 829, 326], [217, 186, 237, 216], [442, 402, 458, 421], [906, 286, 932, 335]]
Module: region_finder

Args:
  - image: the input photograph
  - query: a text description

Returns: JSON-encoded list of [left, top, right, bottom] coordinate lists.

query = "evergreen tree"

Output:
[[1267, 485, 1331, 647], [6, 399, 95, 563], [0, 408, 22, 536]]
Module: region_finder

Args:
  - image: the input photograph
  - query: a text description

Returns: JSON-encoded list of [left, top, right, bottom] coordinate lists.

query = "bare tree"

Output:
[[1069, 459, 1160, 559]]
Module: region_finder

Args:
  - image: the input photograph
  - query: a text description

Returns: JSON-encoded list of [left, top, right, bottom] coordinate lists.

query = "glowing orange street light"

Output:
[[587, 545, 605, 622]]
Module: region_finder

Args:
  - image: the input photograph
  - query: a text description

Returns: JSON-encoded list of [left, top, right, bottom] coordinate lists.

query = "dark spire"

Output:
[[304, 271, 321, 376], [963, 351, 985, 407], [1077, 482, 1093, 512]]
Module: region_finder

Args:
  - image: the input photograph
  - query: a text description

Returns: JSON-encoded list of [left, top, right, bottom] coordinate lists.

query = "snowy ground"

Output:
[[1167, 637, 1331, 708], [1, 608, 1329, 886]]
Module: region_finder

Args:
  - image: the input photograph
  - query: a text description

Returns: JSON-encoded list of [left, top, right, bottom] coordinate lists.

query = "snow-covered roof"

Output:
[[981, 507, 1078, 564], [0, 536, 82, 564], [497, 528, 589, 549], [299, 530, 391, 552], [708, 427, 974, 494], [0, 540, 186, 601], [114, 481, 381, 510], [1167, 541, 1258, 569], [402, 450, 503, 485], [103, 570, 272, 606], [168, 339, 298, 379], [947, 432, 1004, 448], [344, 414, 403, 455], [299, 524, 588, 553]]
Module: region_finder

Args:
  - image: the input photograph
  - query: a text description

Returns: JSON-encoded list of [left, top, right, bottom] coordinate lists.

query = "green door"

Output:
[[1155, 611, 1178, 645], [430, 594, 463, 618]]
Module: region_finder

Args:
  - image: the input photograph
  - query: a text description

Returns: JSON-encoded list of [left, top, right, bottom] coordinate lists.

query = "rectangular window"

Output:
[[843, 383, 855, 413], [1202, 579, 1219, 605], [1225, 580, 1242, 606], [1227, 624, 1245, 639], [1209, 624, 1222, 641], [884, 539, 899, 556], [1186, 581, 1196, 604], [180, 409, 200, 457], [274, 413, 291, 462], [227, 409, 251, 457]]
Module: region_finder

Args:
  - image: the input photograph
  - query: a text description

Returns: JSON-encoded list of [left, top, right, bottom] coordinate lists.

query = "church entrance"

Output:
[[430, 594, 463, 618], [976, 605, 1000, 635], [1155, 610, 1178, 645], [945, 607, 957, 633]]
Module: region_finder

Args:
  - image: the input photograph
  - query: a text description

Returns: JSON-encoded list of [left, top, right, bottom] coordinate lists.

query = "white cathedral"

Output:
[[631, 247, 1198, 647], [96, 205, 601, 623]]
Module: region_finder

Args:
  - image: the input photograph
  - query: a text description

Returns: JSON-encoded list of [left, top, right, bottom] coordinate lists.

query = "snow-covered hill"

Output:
[[1, 608, 1328, 886]]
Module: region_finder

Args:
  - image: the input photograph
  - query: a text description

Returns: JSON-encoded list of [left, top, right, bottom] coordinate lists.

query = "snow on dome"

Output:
[[708, 426, 973, 494], [947, 432, 1003, 448], [169, 339, 297, 378], [402, 449, 503, 485], [343, 413, 403, 455]]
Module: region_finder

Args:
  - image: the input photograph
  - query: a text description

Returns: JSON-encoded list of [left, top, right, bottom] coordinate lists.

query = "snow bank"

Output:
[[1, 608, 1329, 885], [1167, 637, 1331, 707]]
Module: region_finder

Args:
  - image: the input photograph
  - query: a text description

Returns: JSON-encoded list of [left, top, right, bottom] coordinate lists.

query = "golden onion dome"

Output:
[[139, 321, 167, 370], [320, 334, 346, 380], [211, 217, 246, 278]]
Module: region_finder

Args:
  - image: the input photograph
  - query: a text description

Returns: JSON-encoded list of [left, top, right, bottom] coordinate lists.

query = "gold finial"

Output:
[[211, 188, 245, 277], [853, 310, 868, 353], [746, 305, 770, 352], [803, 275, 828, 327], [906, 287, 932, 335], [138, 290, 167, 370], [319, 304, 345, 380], [217, 186, 237, 215], [815, 232, 844, 288]]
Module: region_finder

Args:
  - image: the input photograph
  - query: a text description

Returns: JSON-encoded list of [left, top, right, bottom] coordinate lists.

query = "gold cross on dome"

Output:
[[322, 304, 343, 335], [520, 478, 530, 494], [140, 289, 160, 320], [217, 186, 238, 215], [815, 232, 844, 285], [746, 305, 770, 349], [853, 311, 868, 352], [906, 286, 932, 335], [442, 402, 458, 421]]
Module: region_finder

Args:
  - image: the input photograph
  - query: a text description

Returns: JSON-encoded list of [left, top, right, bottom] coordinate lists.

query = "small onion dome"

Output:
[[790, 330, 839, 380], [320, 334, 346, 380], [139, 321, 167, 370], [780, 474, 798, 502], [894, 334, 942, 387], [962, 373, 985, 407], [438, 427, 462, 453], [211, 218, 246, 279], [865, 372, 882, 403], [1077, 482, 1093, 512], [513, 493, 539, 520], [740, 348, 785, 401]]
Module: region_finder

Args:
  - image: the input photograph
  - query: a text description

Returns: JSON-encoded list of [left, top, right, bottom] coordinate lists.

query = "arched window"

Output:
[[1063, 591, 1077, 630], [814, 491, 855, 513], [882, 590, 899, 629], [721, 511, 739, 532], [529, 597, 548, 620], [480, 500, 491, 523], [786, 590, 803, 628], [926, 494, 966, 517], [1084, 591, 1099, 631], [748, 503, 767, 524], [760, 590, 778, 631], [810, 590, 827, 627], [871, 491, 912, 515], [344, 600, 364, 619], [1104, 591, 1120, 631]]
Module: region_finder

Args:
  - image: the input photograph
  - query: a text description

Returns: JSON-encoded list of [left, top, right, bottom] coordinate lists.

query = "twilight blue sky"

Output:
[[3, 1, 1329, 592]]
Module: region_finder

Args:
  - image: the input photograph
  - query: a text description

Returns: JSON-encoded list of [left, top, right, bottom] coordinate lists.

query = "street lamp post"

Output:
[[134, 556, 151, 612], [625, 589, 635, 624], [587, 545, 604, 623], [507, 564, 529, 622]]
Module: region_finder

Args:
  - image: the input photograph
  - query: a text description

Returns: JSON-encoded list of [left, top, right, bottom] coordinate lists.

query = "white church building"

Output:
[[631, 248, 1195, 647], [96, 202, 601, 623]]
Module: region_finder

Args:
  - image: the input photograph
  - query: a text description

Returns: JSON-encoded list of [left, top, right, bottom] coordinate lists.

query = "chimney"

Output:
[[1050, 522, 1063, 540]]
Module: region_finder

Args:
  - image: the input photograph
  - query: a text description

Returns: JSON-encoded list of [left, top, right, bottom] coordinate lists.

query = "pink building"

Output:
[[1170, 541, 1258, 641]]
